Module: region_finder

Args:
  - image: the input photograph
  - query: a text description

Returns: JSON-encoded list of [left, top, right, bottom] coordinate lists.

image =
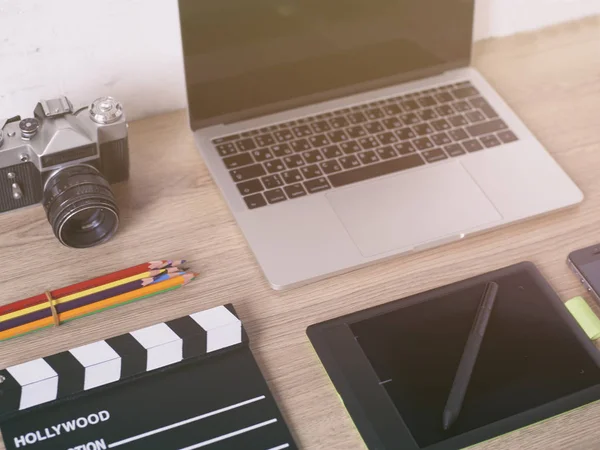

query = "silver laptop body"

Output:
[[178, 1, 583, 290]]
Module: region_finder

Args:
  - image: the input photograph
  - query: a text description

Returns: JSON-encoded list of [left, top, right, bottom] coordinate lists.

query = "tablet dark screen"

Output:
[[351, 269, 600, 448]]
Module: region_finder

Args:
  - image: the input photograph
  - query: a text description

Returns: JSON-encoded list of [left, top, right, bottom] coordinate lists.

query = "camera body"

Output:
[[0, 96, 129, 248], [0, 96, 129, 211]]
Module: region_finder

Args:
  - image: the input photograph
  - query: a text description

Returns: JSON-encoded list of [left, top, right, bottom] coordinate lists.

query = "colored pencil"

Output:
[[0, 273, 196, 341], [0, 260, 177, 316], [0, 285, 184, 343], [0, 273, 184, 332], [0, 269, 177, 323]]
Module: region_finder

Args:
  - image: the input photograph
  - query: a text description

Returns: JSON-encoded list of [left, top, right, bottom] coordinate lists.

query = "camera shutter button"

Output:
[[89, 97, 123, 124], [19, 118, 40, 139]]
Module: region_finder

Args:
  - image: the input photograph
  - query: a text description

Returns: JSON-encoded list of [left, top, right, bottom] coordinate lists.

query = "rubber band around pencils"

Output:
[[45, 291, 60, 327]]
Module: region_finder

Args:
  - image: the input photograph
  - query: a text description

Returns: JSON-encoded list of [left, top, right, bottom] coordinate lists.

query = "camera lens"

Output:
[[43, 165, 120, 248]]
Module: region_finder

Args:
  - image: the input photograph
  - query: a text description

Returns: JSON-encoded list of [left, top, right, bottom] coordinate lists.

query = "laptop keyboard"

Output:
[[212, 81, 519, 210]]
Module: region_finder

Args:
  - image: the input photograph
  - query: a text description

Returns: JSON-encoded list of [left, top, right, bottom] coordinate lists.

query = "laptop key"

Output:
[[413, 124, 434, 136], [339, 155, 361, 169], [284, 183, 307, 199], [377, 146, 398, 160], [463, 139, 484, 152], [396, 128, 416, 141], [366, 108, 385, 120], [301, 164, 323, 179], [432, 119, 451, 131], [262, 174, 284, 189], [413, 137, 435, 151], [274, 130, 294, 142], [283, 154, 305, 168], [422, 148, 448, 163], [449, 128, 469, 141], [448, 115, 469, 127], [469, 97, 499, 119], [264, 188, 287, 204], [364, 121, 385, 134], [431, 133, 452, 146], [400, 113, 420, 125], [452, 86, 479, 99], [358, 151, 379, 165], [308, 134, 330, 148], [401, 100, 420, 111], [230, 164, 266, 182], [255, 134, 275, 147], [435, 92, 454, 103], [237, 179, 264, 196], [236, 138, 257, 152], [292, 125, 313, 138], [223, 153, 253, 169], [213, 135, 239, 145], [243, 193, 267, 210], [330, 117, 350, 129], [328, 154, 425, 188], [418, 109, 438, 121], [264, 160, 286, 173], [271, 143, 293, 157], [498, 130, 518, 143], [216, 143, 237, 157], [282, 169, 303, 184], [444, 143, 467, 157], [320, 160, 342, 174], [453, 101, 473, 112], [358, 136, 380, 150], [417, 96, 437, 107], [327, 130, 349, 143], [382, 117, 403, 129], [465, 110, 486, 123], [394, 142, 416, 155], [303, 150, 324, 164], [383, 104, 402, 116], [312, 121, 331, 133], [435, 105, 454, 116], [377, 132, 398, 145], [340, 141, 362, 154], [304, 177, 332, 194], [480, 134, 502, 148], [348, 112, 368, 124], [252, 148, 274, 162], [346, 125, 367, 138], [466, 119, 508, 137], [323, 145, 343, 159], [291, 139, 311, 152]]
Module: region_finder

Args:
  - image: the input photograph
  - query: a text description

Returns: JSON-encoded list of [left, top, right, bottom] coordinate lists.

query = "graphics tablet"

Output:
[[307, 262, 600, 449]]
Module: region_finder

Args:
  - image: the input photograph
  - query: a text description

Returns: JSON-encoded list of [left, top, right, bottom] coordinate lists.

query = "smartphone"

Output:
[[568, 244, 600, 303]]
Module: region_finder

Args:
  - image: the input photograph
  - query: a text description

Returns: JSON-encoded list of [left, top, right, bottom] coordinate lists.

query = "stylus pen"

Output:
[[442, 281, 499, 431]]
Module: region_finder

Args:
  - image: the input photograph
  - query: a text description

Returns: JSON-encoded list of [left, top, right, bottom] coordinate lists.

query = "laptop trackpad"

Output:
[[326, 162, 502, 257]]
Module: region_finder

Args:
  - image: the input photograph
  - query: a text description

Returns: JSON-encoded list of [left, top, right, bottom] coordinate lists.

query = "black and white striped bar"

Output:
[[0, 305, 244, 420]]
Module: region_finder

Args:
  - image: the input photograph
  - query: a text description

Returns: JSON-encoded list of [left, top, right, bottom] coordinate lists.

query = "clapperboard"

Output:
[[0, 304, 297, 450]]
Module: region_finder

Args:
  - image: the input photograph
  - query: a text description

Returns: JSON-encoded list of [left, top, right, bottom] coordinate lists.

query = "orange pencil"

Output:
[[0, 273, 196, 341]]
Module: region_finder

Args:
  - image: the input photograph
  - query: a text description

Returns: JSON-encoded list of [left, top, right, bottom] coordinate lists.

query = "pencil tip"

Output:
[[442, 411, 454, 431]]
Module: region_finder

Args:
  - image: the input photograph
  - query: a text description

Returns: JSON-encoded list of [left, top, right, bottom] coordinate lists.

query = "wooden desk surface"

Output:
[[1, 16, 600, 450]]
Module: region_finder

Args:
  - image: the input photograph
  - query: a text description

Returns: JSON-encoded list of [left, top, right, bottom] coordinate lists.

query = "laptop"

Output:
[[177, 0, 583, 290]]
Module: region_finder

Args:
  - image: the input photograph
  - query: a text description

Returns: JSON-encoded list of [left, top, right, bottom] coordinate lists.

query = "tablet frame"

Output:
[[307, 262, 600, 450]]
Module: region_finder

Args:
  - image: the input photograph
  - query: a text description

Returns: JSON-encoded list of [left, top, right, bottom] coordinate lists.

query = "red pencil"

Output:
[[0, 260, 176, 316]]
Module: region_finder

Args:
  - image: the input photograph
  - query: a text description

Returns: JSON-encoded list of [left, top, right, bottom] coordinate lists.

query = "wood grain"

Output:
[[1, 16, 600, 450]]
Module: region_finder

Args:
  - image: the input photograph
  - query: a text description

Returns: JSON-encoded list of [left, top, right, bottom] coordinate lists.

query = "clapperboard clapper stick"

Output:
[[0, 305, 297, 450]]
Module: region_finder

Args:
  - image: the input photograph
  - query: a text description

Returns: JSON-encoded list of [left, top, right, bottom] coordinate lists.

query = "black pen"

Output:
[[443, 281, 499, 431]]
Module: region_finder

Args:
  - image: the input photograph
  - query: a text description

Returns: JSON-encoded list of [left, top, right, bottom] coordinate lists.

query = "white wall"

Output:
[[1, 0, 599, 121]]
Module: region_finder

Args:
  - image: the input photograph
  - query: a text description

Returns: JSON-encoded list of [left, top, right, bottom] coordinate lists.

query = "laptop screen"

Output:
[[179, 0, 475, 129]]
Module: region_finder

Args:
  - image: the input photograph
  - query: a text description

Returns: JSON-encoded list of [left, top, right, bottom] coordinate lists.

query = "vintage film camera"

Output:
[[0, 97, 129, 248]]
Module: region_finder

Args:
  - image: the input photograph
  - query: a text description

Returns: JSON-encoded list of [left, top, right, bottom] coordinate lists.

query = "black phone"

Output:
[[568, 244, 600, 303]]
